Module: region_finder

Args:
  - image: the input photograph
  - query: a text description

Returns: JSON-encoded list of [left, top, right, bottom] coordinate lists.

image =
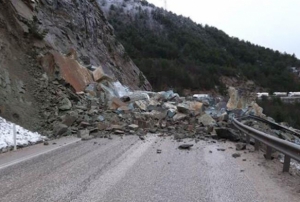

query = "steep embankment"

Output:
[[0, 0, 151, 133], [99, 0, 300, 93]]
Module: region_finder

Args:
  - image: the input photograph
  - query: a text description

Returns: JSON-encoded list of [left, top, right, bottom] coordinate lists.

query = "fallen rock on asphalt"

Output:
[[178, 144, 194, 149], [232, 153, 241, 158], [215, 128, 240, 142], [81, 135, 94, 141], [236, 143, 247, 151], [53, 123, 69, 137]]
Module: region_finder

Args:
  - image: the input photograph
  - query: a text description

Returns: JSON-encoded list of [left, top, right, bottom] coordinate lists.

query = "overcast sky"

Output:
[[147, 0, 300, 58]]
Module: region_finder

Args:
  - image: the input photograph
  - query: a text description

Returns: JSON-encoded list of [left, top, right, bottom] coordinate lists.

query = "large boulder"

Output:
[[40, 50, 93, 92], [215, 128, 240, 142], [53, 123, 69, 136], [198, 114, 216, 126], [226, 87, 252, 110]]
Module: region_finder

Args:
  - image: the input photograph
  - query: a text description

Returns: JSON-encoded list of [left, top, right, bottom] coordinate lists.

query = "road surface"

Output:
[[0, 135, 298, 202]]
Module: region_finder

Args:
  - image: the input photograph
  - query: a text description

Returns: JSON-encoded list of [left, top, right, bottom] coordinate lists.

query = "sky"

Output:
[[147, 0, 300, 58]]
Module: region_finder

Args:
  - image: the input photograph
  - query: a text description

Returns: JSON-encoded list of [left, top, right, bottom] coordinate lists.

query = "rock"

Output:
[[128, 92, 150, 102], [139, 136, 145, 140], [41, 51, 94, 92], [232, 153, 241, 158], [111, 124, 123, 131], [215, 128, 240, 142], [263, 154, 275, 160], [92, 66, 113, 82], [190, 101, 203, 111], [251, 102, 264, 117], [178, 144, 193, 149], [2, 148, 8, 153], [121, 96, 130, 102], [62, 111, 78, 126], [115, 130, 125, 134], [217, 148, 226, 151], [77, 129, 89, 138], [226, 87, 251, 110], [162, 103, 177, 110], [128, 124, 139, 130], [157, 149, 162, 154], [177, 103, 191, 114], [109, 97, 127, 110], [43, 141, 49, 146], [81, 136, 94, 141], [117, 106, 131, 113], [97, 115, 105, 122], [79, 122, 91, 128], [143, 110, 167, 120], [167, 109, 176, 118], [53, 123, 68, 136], [160, 121, 167, 128], [198, 114, 216, 126], [85, 83, 97, 97], [58, 97, 72, 111], [161, 90, 179, 101], [236, 143, 246, 151], [149, 128, 157, 133], [173, 113, 187, 121], [278, 132, 294, 142], [135, 100, 148, 111]]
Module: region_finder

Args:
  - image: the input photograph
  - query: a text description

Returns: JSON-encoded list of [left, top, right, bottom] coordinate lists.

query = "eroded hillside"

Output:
[[0, 0, 151, 133]]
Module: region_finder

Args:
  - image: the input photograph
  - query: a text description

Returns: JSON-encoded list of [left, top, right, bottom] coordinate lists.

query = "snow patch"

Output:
[[0, 117, 46, 151], [112, 81, 132, 97]]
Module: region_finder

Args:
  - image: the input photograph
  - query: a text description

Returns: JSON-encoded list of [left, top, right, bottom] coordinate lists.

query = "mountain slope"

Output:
[[99, 0, 300, 93], [0, 0, 151, 132]]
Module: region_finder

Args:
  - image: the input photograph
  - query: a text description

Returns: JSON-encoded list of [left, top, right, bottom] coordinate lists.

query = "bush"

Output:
[[257, 97, 300, 129]]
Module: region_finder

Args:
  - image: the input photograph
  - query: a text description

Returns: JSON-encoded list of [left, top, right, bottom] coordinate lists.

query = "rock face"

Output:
[[37, 0, 151, 90], [0, 0, 151, 132]]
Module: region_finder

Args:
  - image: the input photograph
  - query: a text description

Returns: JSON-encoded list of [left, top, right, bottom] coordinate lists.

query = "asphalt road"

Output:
[[0, 135, 264, 202]]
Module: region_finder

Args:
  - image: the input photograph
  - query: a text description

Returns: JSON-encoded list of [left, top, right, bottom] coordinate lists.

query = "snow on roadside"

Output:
[[0, 117, 46, 151], [279, 155, 300, 171]]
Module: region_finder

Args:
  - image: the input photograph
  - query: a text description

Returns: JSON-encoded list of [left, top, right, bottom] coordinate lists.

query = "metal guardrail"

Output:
[[248, 115, 300, 138], [232, 117, 300, 172]]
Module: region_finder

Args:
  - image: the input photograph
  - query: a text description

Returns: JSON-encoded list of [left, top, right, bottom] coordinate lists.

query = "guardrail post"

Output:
[[254, 140, 260, 151], [265, 146, 272, 160], [283, 155, 291, 172], [246, 135, 250, 145]]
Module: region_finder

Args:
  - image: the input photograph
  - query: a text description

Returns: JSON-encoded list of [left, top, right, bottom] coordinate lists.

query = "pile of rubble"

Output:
[[36, 48, 240, 141], [37, 49, 300, 146], [45, 74, 246, 142]]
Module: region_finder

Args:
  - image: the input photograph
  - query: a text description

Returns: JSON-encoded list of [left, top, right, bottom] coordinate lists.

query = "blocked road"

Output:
[[0, 135, 297, 202]]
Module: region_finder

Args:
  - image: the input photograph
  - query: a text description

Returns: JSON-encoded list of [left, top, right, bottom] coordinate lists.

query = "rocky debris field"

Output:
[[241, 119, 300, 145]]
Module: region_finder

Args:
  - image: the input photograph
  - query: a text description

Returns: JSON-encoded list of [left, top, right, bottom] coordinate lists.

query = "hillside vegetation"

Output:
[[258, 97, 300, 129], [100, 0, 300, 93]]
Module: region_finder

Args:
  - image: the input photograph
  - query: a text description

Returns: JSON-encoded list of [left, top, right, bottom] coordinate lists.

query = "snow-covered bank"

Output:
[[0, 117, 46, 151]]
